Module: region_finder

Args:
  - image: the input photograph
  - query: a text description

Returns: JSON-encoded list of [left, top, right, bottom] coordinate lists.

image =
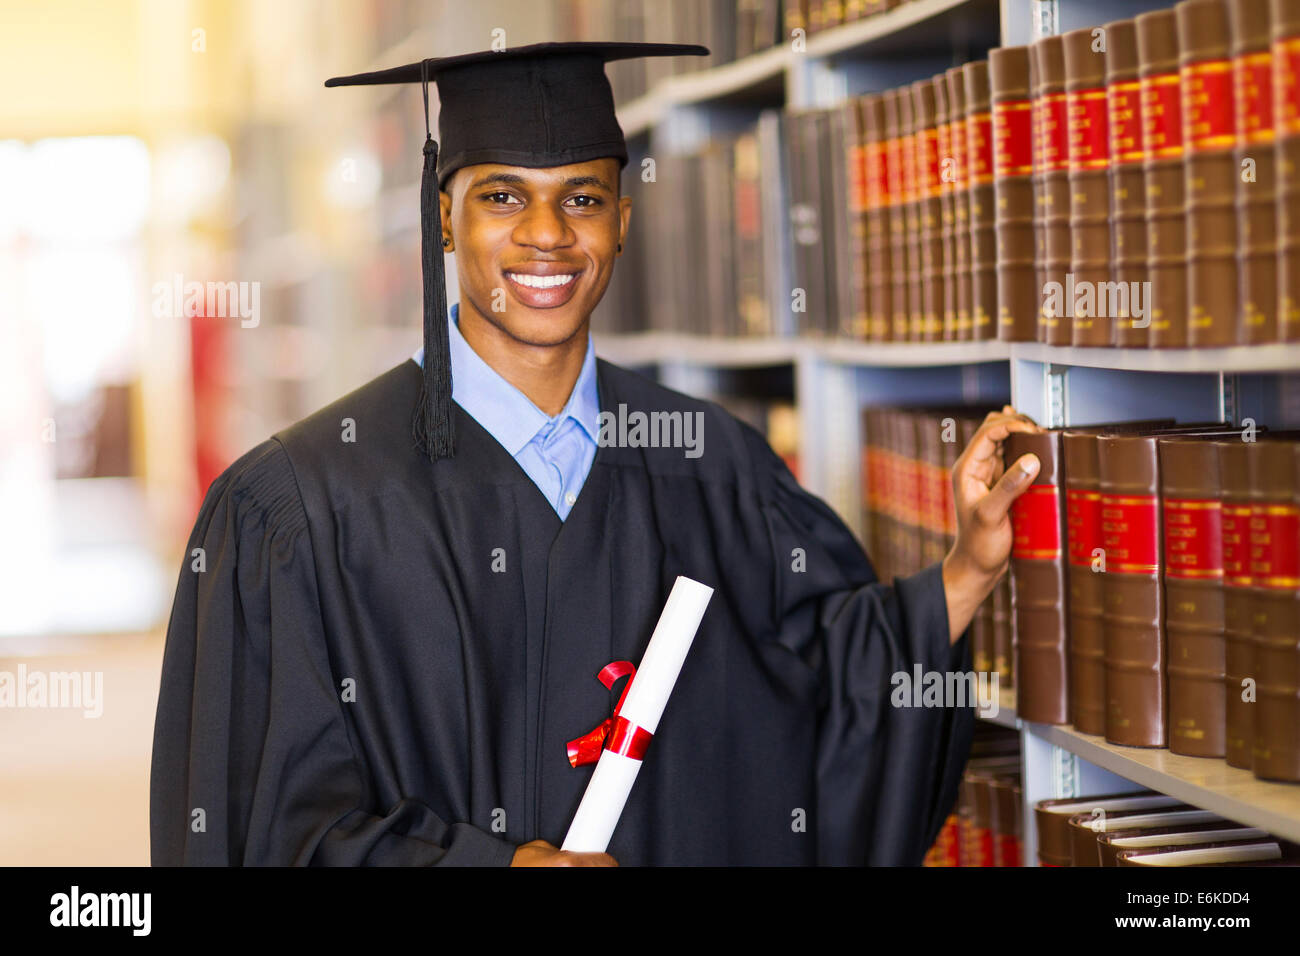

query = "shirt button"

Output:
[[564, 491, 577, 506]]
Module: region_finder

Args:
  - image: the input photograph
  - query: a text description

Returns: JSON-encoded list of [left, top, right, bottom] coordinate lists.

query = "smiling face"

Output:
[[440, 157, 631, 349]]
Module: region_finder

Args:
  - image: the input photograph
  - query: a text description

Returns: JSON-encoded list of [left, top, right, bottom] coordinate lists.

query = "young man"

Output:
[[150, 42, 1042, 867]]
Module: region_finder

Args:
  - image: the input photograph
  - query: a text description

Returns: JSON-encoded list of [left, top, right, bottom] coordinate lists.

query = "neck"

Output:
[[456, 299, 589, 417]]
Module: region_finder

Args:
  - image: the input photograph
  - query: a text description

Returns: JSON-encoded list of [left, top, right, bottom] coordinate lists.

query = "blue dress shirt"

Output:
[[413, 303, 600, 520]]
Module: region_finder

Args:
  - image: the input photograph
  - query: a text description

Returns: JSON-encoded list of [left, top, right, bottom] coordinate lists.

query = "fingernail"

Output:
[[1020, 454, 1040, 479]]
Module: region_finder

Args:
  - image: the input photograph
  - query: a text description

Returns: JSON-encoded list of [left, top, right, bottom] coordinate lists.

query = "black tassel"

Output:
[[412, 63, 454, 460]]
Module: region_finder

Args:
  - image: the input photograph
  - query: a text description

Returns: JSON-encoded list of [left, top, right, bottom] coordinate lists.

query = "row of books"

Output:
[[924, 726, 1023, 866], [785, 0, 923, 38], [860, 406, 1013, 690], [600, 0, 1300, 346], [1004, 426, 1300, 784], [1035, 791, 1298, 866]]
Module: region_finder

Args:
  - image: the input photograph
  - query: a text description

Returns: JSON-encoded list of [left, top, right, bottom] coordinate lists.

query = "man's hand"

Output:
[[510, 839, 618, 867], [942, 405, 1043, 643]]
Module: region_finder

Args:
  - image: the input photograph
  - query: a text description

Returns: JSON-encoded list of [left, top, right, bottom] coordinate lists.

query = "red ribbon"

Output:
[[566, 661, 654, 767]]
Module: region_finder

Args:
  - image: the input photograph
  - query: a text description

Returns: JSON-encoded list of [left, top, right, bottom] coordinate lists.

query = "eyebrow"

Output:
[[469, 171, 613, 191]]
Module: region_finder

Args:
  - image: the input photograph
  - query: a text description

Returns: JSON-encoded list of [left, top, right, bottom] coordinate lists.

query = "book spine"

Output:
[[1065, 27, 1116, 346], [847, 98, 871, 339], [914, 79, 944, 341], [991, 46, 1038, 342], [1159, 439, 1227, 757], [1064, 432, 1108, 734], [1007, 431, 1069, 724], [1217, 439, 1256, 768], [1031, 44, 1047, 343], [946, 67, 973, 341], [936, 75, 957, 341], [1107, 18, 1152, 347], [1137, 9, 1190, 347], [864, 93, 893, 341], [1247, 438, 1300, 782], [965, 61, 999, 341], [1037, 36, 1073, 345], [1272, 0, 1300, 341], [1099, 435, 1166, 747], [1231, 0, 1277, 343], [995, 576, 1013, 689], [886, 90, 912, 342], [1178, 0, 1240, 348], [902, 84, 923, 341]]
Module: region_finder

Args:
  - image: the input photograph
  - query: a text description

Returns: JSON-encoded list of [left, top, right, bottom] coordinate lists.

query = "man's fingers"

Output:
[[562, 851, 618, 867], [974, 452, 1041, 525]]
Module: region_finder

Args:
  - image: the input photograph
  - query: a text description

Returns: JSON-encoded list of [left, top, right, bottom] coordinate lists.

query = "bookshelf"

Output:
[[598, 0, 1300, 865]]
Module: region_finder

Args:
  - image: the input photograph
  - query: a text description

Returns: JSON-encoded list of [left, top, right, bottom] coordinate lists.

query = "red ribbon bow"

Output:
[[566, 660, 654, 768]]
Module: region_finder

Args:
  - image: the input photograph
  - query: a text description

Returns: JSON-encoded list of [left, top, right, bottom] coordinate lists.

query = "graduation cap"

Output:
[[325, 41, 709, 461]]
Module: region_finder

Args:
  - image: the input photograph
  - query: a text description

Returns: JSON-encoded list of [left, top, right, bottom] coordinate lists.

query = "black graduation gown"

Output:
[[150, 357, 974, 866]]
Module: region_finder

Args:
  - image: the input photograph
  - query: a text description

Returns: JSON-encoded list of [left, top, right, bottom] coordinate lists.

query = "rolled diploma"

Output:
[[560, 575, 714, 853]]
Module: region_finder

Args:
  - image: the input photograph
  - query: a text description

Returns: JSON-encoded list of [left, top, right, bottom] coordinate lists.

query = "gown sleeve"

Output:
[[149, 440, 516, 867], [752, 431, 975, 866]]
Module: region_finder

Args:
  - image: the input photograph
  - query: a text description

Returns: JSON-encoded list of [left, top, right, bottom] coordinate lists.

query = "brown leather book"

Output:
[[1099, 824, 1271, 866], [1217, 438, 1256, 768], [845, 97, 871, 339], [1034, 793, 1181, 866], [961, 756, 1022, 866], [1006, 430, 1069, 724], [1246, 436, 1300, 782], [964, 60, 999, 340], [1068, 806, 1212, 866], [1064, 27, 1115, 346], [1036, 35, 1072, 346], [946, 66, 972, 340], [1117, 841, 1284, 865], [1107, 18, 1152, 346], [991, 46, 1037, 341], [915, 413, 948, 570], [1230, 0, 1278, 343], [904, 82, 925, 341], [1031, 44, 1046, 344], [1178, 0, 1241, 347], [990, 774, 1024, 866], [1159, 438, 1227, 757], [863, 93, 893, 341], [995, 575, 1013, 690], [1272, 0, 1300, 341], [1137, 9, 1190, 347], [886, 88, 913, 341], [935, 74, 955, 341], [913, 78, 944, 341]]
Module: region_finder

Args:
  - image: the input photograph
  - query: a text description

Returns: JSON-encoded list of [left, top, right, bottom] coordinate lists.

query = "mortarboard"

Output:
[[325, 41, 709, 461]]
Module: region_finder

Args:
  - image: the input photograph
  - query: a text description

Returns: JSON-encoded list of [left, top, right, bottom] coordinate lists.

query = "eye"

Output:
[[483, 191, 521, 205], [565, 194, 602, 208]]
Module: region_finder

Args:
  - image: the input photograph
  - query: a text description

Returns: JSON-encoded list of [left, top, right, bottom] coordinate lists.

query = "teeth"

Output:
[[507, 272, 575, 289]]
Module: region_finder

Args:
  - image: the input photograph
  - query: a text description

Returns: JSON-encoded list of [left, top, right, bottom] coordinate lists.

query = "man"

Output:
[[150, 42, 1042, 867]]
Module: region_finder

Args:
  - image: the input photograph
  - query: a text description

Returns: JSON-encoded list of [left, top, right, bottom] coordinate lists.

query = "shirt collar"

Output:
[[416, 302, 600, 456]]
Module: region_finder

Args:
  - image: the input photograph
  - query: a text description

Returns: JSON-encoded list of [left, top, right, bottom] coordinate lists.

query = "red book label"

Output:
[[968, 826, 994, 868], [1101, 493, 1160, 574], [1108, 80, 1145, 165], [1163, 498, 1224, 580], [868, 139, 890, 207], [1067, 489, 1103, 567], [1182, 59, 1235, 153], [993, 99, 1034, 177], [916, 126, 941, 199], [937, 120, 952, 195], [1141, 72, 1183, 159], [885, 135, 904, 206], [994, 833, 1022, 868], [900, 131, 917, 203], [1235, 51, 1274, 144], [948, 113, 967, 190], [1011, 483, 1062, 560], [1249, 504, 1300, 589], [1222, 504, 1254, 588], [1039, 92, 1070, 173], [968, 111, 994, 185], [1273, 36, 1300, 137], [1068, 87, 1110, 170]]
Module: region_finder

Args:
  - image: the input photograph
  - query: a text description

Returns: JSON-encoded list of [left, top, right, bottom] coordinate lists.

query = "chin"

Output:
[[497, 307, 588, 348]]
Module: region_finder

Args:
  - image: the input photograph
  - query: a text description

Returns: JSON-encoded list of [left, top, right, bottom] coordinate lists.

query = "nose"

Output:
[[512, 199, 576, 252]]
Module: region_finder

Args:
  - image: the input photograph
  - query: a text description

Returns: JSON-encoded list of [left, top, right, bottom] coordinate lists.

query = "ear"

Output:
[[616, 194, 632, 256], [439, 188, 454, 248]]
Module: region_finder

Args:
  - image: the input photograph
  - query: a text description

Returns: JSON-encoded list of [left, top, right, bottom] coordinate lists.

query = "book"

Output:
[[863, 93, 893, 341], [1231, 0, 1278, 343], [1035, 35, 1072, 346], [1064, 429, 1110, 734], [1246, 435, 1300, 782], [946, 66, 972, 341], [1034, 793, 1182, 866], [1031, 41, 1047, 343], [1116, 841, 1284, 865], [913, 78, 944, 341], [1067, 806, 1213, 867], [1107, 18, 1152, 346], [1272, 0, 1300, 341], [1005, 430, 1069, 724], [934, 74, 956, 341], [991, 46, 1038, 341], [885, 89, 913, 341], [1137, 8, 1190, 347], [1064, 26, 1115, 346], [964, 60, 999, 341], [1217, 437, 1257, 768], [1158, 437, 1228, 758], [902, 83, 924, 340], [1178, 0, 1241, 348], [1099, 824, 1271, 866]]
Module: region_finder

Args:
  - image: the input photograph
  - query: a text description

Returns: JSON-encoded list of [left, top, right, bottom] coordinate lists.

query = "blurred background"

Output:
[[0, 0, 741, 865]]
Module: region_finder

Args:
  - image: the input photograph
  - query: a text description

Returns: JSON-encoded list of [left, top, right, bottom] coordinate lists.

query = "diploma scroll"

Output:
[[560, 575, 713, 853]]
